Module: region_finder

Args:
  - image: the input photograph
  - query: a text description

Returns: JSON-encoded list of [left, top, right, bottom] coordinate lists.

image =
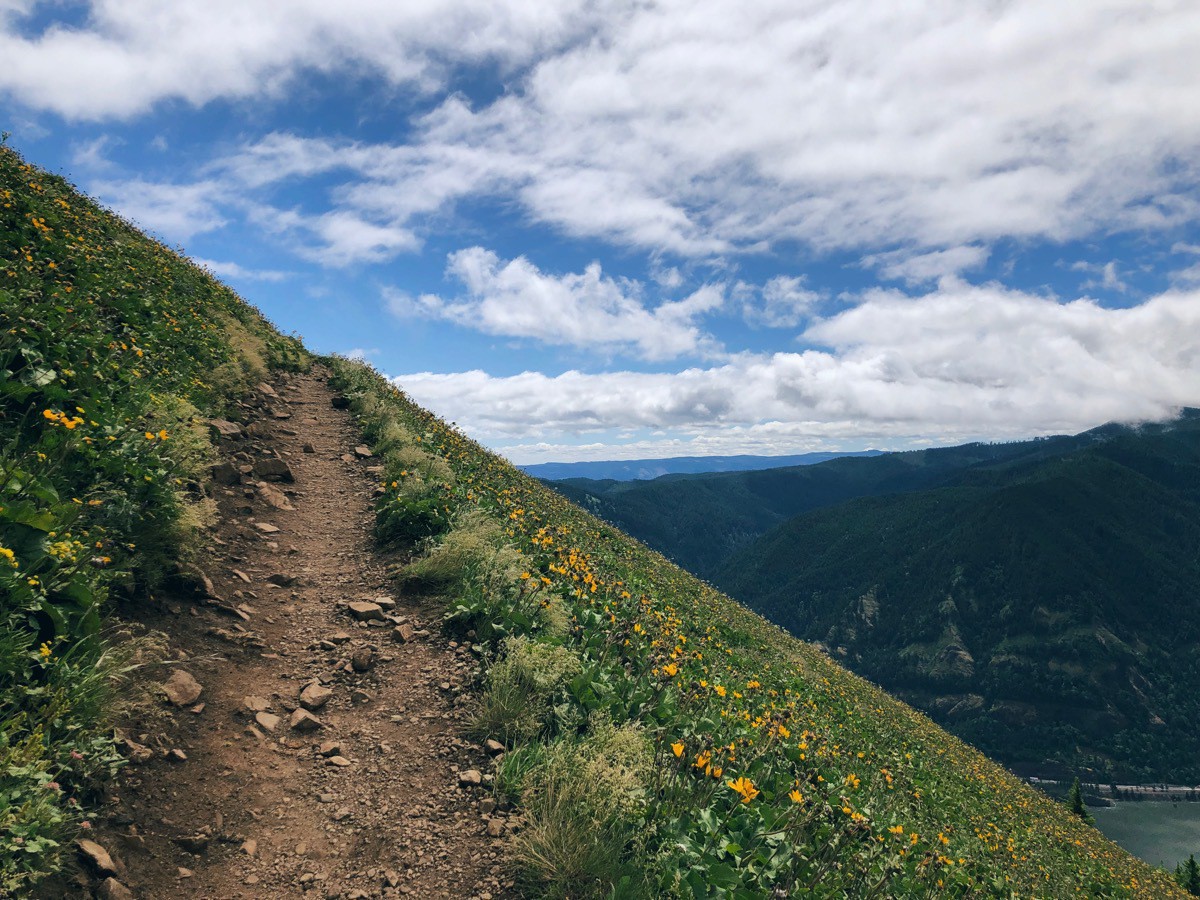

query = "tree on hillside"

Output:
[[1177, 854, 1200, 895], [1067, 778, 1094, 825]]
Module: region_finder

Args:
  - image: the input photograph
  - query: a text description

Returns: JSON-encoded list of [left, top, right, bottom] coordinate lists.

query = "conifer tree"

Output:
[[1067, 777, 1094, 824], [1176, 854, 1200, 896]]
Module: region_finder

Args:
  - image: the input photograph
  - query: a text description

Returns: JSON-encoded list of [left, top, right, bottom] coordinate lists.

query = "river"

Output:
[[1092, 801, 1200, 870]]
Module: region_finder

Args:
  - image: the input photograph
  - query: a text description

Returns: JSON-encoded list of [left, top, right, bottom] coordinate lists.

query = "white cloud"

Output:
[[864, 246, 991, 285], [0, 1, 604, 120], [1070, 259, 1128, 293], [386, 247, 725, 360], [392, 284, 1200, 461], [29, 2, 1200, 265], [92, 177, 227, 240], [742, 276, 823, 328], [190, 257, 290, 282]]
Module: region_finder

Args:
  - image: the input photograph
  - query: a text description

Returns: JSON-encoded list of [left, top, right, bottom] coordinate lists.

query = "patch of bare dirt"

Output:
[[53, 368, 516, 900]]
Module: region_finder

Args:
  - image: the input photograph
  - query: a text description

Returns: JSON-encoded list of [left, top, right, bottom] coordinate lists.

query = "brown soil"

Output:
[[52, 368, 516, 900]]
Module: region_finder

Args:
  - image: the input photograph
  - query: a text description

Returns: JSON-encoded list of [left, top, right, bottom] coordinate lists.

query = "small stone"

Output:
[[373, 595, 396, 610], [332, 807, 352, 822], [252, 458, 294, 482], [350, 689, 372, 704], [351, 647, 374, 672], [243, 695, 271, 713], [353, 445, 373, 458], [254, 522, 281, 534], [97, 877, 134, 900], [207, 418, 244, 438], [255, 711, 282, 732], [318, 740, 342, 757], [232, 568, 252, 584], [302, 442, 316, 453], [257, 483, 295, 510], [241, 839, 258, 857], [392, 624, 415, 643], [300, 683, 333, 711], [211, 461, 242, 485], [77, 839, 118, 876], [168, 748, 188, 762], [327, 631, 352, 644], [459, 769, 483, 786], [178, 867, 194, 878], [268, 572, 297, 587], [290, 709, 323, 732], [479, 798, 497, 814], [486, 818, 504, 838], [384, 869, 401, 888], [484, 739, 505, 755], [175, 833, 210, 854], [162, 669, 203, 707], [348, 601, 383, 622], [327, 756, 352, 767]]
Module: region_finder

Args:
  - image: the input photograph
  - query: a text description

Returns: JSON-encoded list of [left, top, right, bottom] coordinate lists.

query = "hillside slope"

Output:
[[1, 144, 1187, 897], [716, 414, 1200, 782]]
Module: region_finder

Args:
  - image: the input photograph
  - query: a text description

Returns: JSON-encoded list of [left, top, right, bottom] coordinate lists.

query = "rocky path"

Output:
[[62, 369, 514, 899]]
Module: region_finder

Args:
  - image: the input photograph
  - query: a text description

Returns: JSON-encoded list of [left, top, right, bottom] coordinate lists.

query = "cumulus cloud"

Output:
[[0, 1, 604, 119], [742, 276, 823, 328], [26, 2, 1200, 265], [392, 284, 1200, 461], [92, 177, 228, 240], [863, 246, 991, 285], [386, 247, 725, 360]]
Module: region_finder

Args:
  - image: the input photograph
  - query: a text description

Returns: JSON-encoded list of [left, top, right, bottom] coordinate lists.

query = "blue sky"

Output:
[[3, 1, 1200, 463]]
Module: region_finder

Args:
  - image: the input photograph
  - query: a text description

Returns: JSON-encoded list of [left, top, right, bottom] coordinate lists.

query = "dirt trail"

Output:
[[60, 368, 514, 900]]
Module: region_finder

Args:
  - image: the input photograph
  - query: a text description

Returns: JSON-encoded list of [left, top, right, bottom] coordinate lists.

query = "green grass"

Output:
[[0, 143, 305, 891], [329, 356, 1188, 898]]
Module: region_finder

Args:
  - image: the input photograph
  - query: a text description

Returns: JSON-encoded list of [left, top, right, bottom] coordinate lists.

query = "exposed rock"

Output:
[[211, 461, 242, 485], [318, 740, 342, 757], [207, 418, 244, 439], [486, 818, 504, 838], [327, 755, 352, 767], [290, 709, 323, 732], [458, 769, 483, 786], [392, 623, 415, 643], [479, 798, 496, 814], [168, 748, 188, 762], [302, 442, 316, 453], [243, 695, 271, 713], [175, 833, 210, 853], [162, 670, 203, 707], [348, 601, 384, 622], [253, 522, 281, 534], [267, 572, 297, 587], [353, 445, 373, 458], [351, 647, 374, 672], [484, 739, 505, 756], [257, 382, 279, 399], [77, 839, 118, 876], [97, 877, 134, 900], [231, 569, 252, 584], [241, 839, 258, 857], [299, 683, 333, 711], [327, 631, 352, 644], [257, 483, 295, 511], [350, 688, 372, 704], [252, 458, 294, 482], [255, 711, 282, 732]]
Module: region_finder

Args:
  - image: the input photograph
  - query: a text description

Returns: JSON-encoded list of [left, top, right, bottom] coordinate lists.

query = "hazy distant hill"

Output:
[[548, 429, 1115, 579], [522, 449, 882, 481]]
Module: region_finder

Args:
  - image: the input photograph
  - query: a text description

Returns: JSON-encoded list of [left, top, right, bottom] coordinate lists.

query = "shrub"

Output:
[[473, 636, 583, 745], [507, 721, 652, 898]]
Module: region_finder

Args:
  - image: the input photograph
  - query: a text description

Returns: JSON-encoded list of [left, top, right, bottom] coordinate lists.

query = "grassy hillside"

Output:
[[551, 431, 1111, 578], [716, 416, 1200, 784], [329, 357, 1186, 897], [0, 143, 305, 892], [1, 143, 1186, 896]]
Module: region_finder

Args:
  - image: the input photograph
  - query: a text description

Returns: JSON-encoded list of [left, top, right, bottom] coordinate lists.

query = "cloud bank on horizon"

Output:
[[3, 0, 1199, 462]]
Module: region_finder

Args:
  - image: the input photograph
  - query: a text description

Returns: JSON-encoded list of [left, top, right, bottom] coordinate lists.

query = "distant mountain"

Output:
[[549, 411, 1200, 781], [521, 450, 882, 481], [547, 429, 1116, 579], [715, 410, 1200, 781]]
